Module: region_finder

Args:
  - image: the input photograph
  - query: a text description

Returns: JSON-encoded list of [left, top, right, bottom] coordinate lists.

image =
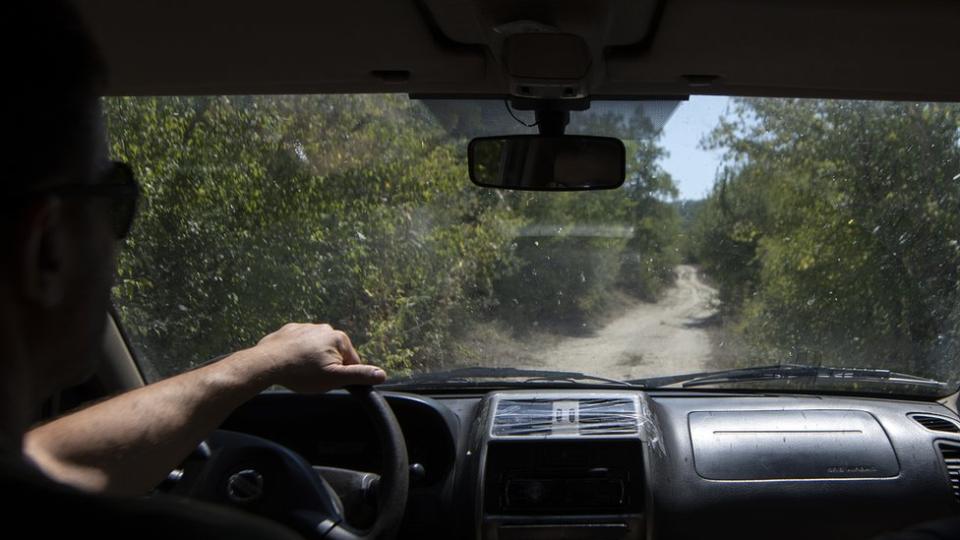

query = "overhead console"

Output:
[[474, 391, 660, 540]]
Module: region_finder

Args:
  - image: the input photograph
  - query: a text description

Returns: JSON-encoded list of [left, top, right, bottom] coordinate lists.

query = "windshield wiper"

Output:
[[383, 366, 639, 388], [631, 363, 948, 389]]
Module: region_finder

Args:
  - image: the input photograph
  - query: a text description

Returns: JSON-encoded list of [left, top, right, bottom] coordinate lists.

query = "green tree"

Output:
[[108, 95, 516, 377], [106, 95, 683, 379], [490, 109, 680, 326], [693, 98, 960, 380]]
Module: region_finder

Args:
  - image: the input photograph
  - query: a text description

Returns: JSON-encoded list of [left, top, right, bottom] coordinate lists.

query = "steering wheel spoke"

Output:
[[172, 386, 407, 539]]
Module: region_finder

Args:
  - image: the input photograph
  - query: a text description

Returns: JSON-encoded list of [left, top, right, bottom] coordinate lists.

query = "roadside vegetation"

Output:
[[688, 98, 960, 382], [106, 95, 680, 379], [107, 95, 960, 384]]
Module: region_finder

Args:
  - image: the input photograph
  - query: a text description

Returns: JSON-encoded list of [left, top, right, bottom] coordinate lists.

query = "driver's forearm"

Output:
[[24, 348, 272, 495]]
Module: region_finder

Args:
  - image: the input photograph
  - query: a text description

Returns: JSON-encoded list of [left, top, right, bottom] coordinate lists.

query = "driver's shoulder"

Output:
[[1, 457, 303, 540]]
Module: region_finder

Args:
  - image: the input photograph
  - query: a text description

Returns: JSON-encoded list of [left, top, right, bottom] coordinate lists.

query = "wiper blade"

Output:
[[384, 366, 639, 388], [631, 363, 947, 389]]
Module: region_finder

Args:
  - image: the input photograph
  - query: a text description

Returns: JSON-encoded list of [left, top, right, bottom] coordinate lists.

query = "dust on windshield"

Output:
[[107, 95, 960, 395]]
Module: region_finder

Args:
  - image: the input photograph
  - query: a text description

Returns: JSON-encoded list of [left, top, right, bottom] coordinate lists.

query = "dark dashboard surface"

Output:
[[220, 388, 960, 540]]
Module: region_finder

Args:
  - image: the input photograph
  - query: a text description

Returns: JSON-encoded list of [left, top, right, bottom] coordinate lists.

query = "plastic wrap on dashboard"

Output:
[[638, 392, 664, 456], [489, 393, 664, 455]]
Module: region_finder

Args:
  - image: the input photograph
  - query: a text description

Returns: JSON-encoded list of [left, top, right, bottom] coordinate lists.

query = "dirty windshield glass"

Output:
[[107, 95, 960, 395]]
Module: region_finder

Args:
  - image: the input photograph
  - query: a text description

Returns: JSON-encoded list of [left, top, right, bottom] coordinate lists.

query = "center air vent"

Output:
[[936, 441, 960, 502], [578, 399, 639, 435], [491, 396, 639, 438], [910, 414, 960, 433]]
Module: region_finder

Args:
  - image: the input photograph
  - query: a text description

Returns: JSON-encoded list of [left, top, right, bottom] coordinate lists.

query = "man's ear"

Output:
[[19, 198, 69, 308]]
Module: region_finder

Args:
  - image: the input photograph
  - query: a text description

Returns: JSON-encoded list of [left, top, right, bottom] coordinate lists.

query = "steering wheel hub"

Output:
[[173, 386, 408, 540]]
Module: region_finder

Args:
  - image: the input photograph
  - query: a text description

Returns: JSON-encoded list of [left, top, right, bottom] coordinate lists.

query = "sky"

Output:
[[657, 96, 731, 200]]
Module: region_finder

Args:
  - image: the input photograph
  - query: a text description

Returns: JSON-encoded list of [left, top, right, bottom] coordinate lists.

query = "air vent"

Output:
[[578, 399, 638, 435], [492, 399, 554, 437], [492, 397, 638, 438], [936, 441, 960, 502], [911, 414, 960, 433]]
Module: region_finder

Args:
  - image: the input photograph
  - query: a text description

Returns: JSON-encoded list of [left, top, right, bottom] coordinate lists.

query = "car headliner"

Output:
[[76, 0, 960, 102]]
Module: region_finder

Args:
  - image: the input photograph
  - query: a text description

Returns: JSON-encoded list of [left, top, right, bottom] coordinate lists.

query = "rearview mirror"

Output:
[[468, 135, 625, 191]]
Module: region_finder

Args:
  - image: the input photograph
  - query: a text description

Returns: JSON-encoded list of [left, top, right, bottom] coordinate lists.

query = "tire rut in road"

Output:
[[531, 265, 719, 380]]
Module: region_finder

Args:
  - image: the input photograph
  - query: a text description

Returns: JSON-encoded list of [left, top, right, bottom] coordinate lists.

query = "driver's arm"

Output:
[[23, 323, 385, 496]]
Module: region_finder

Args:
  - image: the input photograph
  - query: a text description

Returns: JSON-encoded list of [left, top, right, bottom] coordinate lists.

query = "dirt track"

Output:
[[532, 265, 720, 380]]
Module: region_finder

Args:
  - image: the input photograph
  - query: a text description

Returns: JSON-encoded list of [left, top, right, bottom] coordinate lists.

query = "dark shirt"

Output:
[[0, 452, 303, 539]]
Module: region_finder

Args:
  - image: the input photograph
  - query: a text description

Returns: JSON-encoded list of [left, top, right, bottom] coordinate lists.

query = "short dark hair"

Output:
[[4, 0, 108, 192]]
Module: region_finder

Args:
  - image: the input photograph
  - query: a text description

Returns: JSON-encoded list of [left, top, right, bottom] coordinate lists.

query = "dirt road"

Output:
[[532, 265, 720, 380]]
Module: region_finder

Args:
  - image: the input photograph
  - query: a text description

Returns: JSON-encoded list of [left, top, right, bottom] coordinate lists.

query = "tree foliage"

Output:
[[106, 95, 679, 379], [491, 112, 680, 325], [691, 99, 960, 380]]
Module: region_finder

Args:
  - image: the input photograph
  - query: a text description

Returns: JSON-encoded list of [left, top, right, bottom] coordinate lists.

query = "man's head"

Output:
[[2, 0, 123, 401]]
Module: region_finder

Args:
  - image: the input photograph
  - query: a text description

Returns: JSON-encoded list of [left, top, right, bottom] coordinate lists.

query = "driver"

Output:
[[1, 1, 385, 537]]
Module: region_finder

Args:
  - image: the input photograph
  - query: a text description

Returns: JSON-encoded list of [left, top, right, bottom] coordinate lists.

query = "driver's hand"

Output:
[[250, 323, 387, 393]]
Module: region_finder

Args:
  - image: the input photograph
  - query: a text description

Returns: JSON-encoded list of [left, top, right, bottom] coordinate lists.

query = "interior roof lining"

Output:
[[79, 0, 960, 101]]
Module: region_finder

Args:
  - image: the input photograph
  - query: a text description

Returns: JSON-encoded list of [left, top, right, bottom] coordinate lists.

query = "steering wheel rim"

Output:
[[177, 386, 408, 540], [332, 385, 409, 540]]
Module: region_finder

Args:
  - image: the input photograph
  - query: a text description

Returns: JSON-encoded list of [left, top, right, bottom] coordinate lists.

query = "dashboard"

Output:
[[219, 389, 960, 539]]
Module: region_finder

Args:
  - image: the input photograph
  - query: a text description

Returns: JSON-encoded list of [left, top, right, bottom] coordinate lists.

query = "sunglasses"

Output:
[[22, 161, 140, 240]]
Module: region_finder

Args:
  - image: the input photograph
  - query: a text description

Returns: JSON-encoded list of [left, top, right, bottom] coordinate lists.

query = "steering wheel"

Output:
[[168, 386, 409, 540]]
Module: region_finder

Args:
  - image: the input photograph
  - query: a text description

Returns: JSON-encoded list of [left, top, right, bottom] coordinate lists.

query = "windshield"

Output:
[[107, 95, 960, 396]]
